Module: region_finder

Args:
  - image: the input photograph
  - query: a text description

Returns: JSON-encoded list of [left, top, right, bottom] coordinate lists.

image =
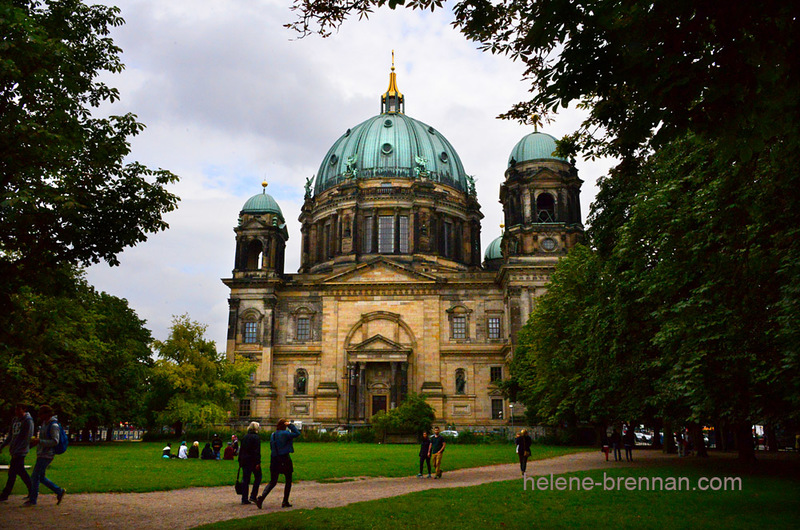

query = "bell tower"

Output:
[[499, 130, 583, 259], [233, 181, 288, 278]]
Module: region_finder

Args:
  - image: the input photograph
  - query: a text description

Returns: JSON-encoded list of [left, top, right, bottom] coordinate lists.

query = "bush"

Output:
[[371, 393, 434, 439], [351, 427, 376, 443]]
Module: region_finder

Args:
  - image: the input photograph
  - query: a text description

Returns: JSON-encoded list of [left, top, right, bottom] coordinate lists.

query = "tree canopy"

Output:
[[0, 267, 153, 435], [0, 0, 179, 296]]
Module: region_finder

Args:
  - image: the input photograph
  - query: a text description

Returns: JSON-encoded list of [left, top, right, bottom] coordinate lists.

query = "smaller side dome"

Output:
[[484, 235, 503, 261], [508, 132, 566, 167], [241, 183, 284, 222]]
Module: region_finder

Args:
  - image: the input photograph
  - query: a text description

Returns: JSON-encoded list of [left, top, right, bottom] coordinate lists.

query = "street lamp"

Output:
[[510, 403, 514, 435]]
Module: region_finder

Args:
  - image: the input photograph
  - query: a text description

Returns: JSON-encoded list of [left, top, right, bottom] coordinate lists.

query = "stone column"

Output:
[[358, 362, 367, 420], [390, 362, 398, 409]]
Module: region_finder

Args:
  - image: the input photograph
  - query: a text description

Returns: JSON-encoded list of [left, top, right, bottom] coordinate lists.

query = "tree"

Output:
[[148, 315, 255, 436], [507, 245, 658, 436], [609, 134, 799, 461], [0, 267, 153, 435], [287, 0, 800, 161], [0, 0, 179, 303]]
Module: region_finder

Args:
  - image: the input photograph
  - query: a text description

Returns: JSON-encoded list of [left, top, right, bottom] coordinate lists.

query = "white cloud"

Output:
[[87, 0, 615, 347]]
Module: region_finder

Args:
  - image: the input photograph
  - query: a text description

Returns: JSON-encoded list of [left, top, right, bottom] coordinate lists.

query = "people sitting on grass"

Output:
[[188, 441, 199, 459], [162, 443, 175, 459], [223, 442, 235, 460], [201, 442, 215, 460], [178, 441, 188, 459]]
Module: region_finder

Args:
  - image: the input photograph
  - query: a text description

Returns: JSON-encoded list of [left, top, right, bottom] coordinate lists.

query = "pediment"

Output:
[[531, 167, 565, 182], [322, 258, 440, 284], [348, 334, 411, 353]]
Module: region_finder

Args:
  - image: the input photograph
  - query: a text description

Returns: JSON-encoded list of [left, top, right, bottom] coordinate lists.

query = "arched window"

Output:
[[537, 193, 556, 222], [455, 369, 466, 395], [294, 369, 308, 395], [245, 240, 263, 270]]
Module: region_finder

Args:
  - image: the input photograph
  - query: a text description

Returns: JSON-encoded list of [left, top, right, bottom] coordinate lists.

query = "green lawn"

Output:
[[200, 455, 800, 529], [1, 442, 586, 494]]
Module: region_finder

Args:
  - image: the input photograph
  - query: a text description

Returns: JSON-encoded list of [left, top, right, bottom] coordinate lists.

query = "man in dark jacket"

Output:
[[0, 404, 34, 501], [417, 431, 431, 478], [256, 418, 300, 509], [211, 433, 223, 460], [238, 422, 262, 505]]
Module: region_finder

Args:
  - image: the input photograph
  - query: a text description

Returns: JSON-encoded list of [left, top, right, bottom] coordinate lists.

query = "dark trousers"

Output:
[[518, 452, 529, 474], [259, 455, 293, 504], [624, 445, 633, 461], [613, 443, 622, 461], [419, 455, 431, 475], [240, 464, 262, 503], [1, 454, 32, 498]]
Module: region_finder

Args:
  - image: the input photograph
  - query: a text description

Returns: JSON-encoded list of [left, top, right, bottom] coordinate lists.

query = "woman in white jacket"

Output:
[[178, 441, 188, 459]]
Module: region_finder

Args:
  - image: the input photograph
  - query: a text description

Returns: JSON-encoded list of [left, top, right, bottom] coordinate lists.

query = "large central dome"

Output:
[[314, 63, 468, 195]]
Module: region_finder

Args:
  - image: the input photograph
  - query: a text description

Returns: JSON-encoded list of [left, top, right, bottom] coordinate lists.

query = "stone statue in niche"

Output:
[[456, 370, 466, 394]]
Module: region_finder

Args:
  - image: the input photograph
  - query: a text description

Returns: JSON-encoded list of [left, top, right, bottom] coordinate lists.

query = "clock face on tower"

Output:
[[541, 237, 557, 252]]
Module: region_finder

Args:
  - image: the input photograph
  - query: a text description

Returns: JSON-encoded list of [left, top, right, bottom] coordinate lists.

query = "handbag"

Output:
[[234, 466, 243, 495]]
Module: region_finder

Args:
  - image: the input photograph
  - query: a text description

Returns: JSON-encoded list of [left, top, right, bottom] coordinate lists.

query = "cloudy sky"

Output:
[[86, 0, 615, 348]]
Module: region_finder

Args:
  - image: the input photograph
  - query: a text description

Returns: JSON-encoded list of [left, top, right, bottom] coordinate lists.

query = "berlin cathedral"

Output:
[[223, 63, 584, 428]]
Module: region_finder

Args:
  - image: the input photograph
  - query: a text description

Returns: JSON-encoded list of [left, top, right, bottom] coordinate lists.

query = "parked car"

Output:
[[440, 430, 459, 438]]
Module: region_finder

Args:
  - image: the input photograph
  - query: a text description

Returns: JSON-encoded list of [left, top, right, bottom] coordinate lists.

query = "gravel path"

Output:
[[0, 450, 670, 529]]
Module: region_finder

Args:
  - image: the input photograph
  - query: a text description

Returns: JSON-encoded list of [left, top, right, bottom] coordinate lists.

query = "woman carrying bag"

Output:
[[237, 422, 262, 505]]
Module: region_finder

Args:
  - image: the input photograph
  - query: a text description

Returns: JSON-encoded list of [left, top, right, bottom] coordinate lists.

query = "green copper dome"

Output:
[[484, 235, 503, 261], [314, 112, 468, 194], [508, 132, 566, 166], [241, 187, 284, 222]]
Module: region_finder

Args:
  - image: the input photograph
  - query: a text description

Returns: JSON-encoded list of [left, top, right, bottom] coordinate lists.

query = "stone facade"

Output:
[[223, 76, 583, 427]]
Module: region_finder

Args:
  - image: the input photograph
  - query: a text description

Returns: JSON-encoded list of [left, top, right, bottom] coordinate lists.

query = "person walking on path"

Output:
[[0, 404, 35, 502], [417, 431, 432, 478], [256, 419, 300, 509], [601, 432, 610, 461], [26, 405, 66, 507], [237, 422, 262, 505], [515, 429, 533, 475], [429, 426, 446, 479], [623, 428, 635, 462], [610, 428, 622, 462], [211, 434, 223, 460]]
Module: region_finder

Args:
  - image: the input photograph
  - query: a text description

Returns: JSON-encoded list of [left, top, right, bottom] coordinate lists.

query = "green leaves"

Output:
[[149, 315, 256, 430]]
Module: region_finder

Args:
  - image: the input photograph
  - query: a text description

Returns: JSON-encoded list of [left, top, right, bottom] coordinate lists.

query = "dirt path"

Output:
[[0, 450, 670, 529]]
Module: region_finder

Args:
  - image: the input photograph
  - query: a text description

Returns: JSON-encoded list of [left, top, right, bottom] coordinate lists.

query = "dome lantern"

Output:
[[381, 51, 404, 114]]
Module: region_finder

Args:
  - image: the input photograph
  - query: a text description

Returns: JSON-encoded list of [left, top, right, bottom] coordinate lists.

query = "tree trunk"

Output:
[[651, 418, 663, 450], [173, 421, 183, 438], [690, 423, 708, 457], [663, 420, 677, 454], [765, 423, 778, 453], [735, 422, 756, 462]]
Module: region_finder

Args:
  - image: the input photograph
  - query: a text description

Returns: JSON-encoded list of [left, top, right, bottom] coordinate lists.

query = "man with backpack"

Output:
[[25, 405, 66, 507], [0, 404, 35, 502]]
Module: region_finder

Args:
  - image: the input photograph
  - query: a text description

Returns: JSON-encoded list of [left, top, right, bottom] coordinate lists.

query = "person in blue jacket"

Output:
[[256, 418, 300, 509]]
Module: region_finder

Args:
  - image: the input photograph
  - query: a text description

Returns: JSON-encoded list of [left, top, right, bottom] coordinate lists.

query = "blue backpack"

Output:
[[49, 420, 69, 455]]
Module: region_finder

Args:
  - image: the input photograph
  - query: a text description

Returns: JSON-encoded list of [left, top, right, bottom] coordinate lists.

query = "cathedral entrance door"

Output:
[[372, 395, 387, 416]]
